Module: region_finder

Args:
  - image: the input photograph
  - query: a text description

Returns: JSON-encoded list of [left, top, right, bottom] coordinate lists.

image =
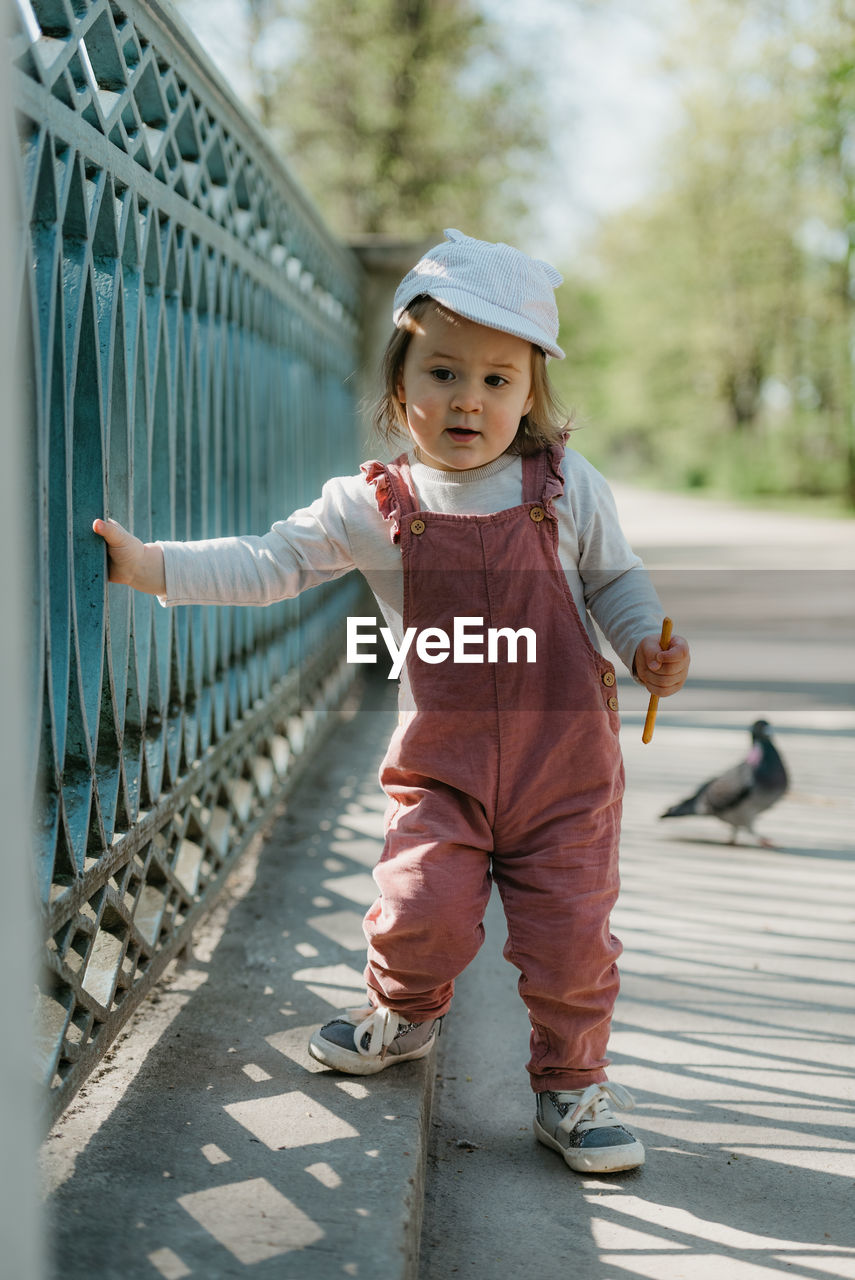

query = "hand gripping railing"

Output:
[[8, 0, 366, 1123]]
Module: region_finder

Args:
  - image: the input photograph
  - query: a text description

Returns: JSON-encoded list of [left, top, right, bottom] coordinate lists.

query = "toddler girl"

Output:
[[94, 229, 689, 1175]]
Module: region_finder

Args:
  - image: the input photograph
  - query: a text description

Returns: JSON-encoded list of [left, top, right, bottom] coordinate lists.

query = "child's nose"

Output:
[[450, 383, 482, 413]]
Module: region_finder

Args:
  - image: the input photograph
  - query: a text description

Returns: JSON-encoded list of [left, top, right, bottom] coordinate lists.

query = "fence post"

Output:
[[350, 235, 435, 440], [0, 0, 42, 1273]]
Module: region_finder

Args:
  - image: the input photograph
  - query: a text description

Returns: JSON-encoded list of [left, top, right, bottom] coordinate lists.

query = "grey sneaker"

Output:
[[308, 1004, 441, 1075], [535, 1082, 645, 1173]]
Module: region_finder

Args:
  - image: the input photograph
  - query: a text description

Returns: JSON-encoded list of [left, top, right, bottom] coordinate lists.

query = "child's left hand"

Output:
[[633, 632, 690, 697]]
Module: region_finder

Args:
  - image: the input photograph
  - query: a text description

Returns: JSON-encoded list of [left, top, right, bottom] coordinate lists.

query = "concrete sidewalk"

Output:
[[421, 712, 855, 1279], [42, 674, 428, 1280], [422, 487, 855, 1279], [41, 485, 855, 1280]]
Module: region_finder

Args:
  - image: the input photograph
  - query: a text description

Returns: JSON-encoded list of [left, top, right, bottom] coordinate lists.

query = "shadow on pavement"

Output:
[[43, 674, 432, 1280], [420, 712, 855, 1279]]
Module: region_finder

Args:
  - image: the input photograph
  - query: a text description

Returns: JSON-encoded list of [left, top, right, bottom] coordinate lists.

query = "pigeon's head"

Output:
[[750, 719, 772, 740]]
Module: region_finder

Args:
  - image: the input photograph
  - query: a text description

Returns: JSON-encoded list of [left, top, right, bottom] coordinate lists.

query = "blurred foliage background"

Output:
[[178, 0, 855, 510]]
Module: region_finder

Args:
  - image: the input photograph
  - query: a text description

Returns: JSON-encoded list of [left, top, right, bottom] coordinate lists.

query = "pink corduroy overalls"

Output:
[[361, 444, 625, 1092]]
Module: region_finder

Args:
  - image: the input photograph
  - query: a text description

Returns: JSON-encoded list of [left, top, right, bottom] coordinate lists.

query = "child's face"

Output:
[[396, 304, 534, 472]]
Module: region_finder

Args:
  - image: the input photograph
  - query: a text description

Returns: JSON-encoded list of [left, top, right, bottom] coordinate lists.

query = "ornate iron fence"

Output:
[[9, 0, 366, 1125]]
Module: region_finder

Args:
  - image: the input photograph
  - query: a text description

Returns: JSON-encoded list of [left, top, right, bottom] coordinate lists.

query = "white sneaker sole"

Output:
[[307, 1028, 438, 1075], [534, 1118, 646, 1173]]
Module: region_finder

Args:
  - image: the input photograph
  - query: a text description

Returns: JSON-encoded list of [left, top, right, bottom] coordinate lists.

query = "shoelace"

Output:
[[555, 1082, 636, 1136], [345, 1004, 400, 1059]]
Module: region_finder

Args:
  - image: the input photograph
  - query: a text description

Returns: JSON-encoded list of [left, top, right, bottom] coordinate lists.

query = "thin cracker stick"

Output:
[[642, 617, 673, 744]]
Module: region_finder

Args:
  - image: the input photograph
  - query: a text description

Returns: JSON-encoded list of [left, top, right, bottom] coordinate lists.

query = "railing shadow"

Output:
[[44, 673, 432, 1279]]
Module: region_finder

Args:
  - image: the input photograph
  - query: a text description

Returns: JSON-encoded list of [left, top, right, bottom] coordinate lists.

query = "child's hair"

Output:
[[372, 296, 571, 456]]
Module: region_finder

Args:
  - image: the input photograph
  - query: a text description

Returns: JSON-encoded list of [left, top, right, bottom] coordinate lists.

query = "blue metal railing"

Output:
[[10, 0, 366, 1123]]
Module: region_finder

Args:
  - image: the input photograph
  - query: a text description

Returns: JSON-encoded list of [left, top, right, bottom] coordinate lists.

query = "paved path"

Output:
[[42, 675, 429, 1280], [41, 484, 855, 1280], [421, 485, 855, 1280]]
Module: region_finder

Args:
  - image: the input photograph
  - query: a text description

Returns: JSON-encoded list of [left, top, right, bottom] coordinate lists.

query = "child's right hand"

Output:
[[92, 518, 166, 595]]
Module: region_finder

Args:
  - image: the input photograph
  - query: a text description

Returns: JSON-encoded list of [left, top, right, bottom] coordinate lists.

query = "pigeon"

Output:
[[660, 719, 788, 846]]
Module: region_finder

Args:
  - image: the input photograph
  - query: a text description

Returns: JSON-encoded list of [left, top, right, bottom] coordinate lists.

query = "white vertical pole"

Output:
[[0, 2, 43, 1276]]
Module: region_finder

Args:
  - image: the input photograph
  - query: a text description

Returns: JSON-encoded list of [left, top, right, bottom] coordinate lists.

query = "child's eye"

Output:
[[431, 368, 454, 382], [485, 374, 508, 388]]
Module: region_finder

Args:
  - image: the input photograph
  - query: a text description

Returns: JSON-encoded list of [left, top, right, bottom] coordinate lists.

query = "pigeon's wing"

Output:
[[699, 760, 754, 816], [758, 740, 789, 797]]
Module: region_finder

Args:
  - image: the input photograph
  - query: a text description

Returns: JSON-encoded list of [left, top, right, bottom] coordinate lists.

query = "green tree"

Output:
[[803, 0, 855, 502], [181, 0, 544, 240], [286, 0, 545, 238], [556, 0, 855, 506]]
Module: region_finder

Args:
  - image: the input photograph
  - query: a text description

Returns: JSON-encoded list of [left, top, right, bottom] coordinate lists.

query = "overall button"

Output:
[[529, 506, 545, 523], [602, 670, 616, 686], [411, 519, 426, 535], [607, 696, 619, 712]]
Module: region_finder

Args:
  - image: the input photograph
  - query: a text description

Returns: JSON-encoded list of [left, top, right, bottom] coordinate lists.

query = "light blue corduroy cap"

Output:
[[393, 228, 565, 359]]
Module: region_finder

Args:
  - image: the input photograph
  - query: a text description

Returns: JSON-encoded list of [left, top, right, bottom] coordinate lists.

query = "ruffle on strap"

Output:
[[361, 459, 402, 544], [542, 442, 566, 510]]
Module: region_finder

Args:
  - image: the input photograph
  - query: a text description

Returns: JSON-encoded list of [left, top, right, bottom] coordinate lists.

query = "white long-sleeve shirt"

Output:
[[157, 448, 662, 678]]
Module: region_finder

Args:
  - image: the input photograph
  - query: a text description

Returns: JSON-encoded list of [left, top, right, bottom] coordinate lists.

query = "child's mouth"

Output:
[[446, 428, 480, 441]]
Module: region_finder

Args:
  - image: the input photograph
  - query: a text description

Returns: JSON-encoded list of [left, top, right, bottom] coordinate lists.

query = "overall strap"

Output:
[[522, 443, 566, 507], [380, 454, 421, 517], [360, 453, 420, 544]]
